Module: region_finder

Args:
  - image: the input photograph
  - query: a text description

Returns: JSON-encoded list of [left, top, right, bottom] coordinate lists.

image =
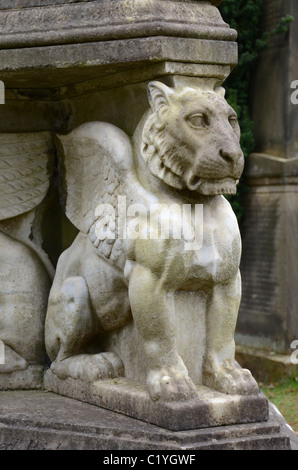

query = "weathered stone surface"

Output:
[[0, 1, 236, 143], [1, 38, 237, 90], [0, 0, 222, 8], [0, 1, 233, 49], [43, 81, 262, 422], [0, 390, 294, 450], [0, 132, 55, 389], [0, 0, 237, 90], [0, 0, 275, 441], [44, 372, 269, 431], [0, 366, 44, 391], [0, 132, 54, 220]]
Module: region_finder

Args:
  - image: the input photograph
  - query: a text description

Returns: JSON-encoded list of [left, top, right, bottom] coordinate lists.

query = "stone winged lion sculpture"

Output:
[[45, 81, 259, 402]]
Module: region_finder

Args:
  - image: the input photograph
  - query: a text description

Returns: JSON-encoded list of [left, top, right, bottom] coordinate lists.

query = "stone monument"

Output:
[[0, 0, 295, 450]]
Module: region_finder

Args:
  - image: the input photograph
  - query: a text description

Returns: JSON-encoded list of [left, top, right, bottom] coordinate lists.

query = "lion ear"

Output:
[[147, 81, 173, 112], [215, 86, 226, 98]]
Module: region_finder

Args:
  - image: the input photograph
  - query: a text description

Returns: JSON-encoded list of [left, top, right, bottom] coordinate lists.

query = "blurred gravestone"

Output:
[[236, 0, 298, 381]]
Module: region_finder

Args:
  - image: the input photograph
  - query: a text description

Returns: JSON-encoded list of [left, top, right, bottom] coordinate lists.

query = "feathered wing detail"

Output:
[[57, 122, 144, 264], [0, 132, 54, 221]]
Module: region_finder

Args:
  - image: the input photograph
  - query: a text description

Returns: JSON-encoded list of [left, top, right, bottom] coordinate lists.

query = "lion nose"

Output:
[[219, 146, 244, 174], [219, 148, 242, 165]]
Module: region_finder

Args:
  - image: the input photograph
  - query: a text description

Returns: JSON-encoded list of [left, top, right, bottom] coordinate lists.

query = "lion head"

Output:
[[141, 81, 244, 196]]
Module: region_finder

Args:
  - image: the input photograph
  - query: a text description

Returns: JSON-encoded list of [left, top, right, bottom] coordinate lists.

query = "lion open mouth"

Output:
[[186, 175, 239, 195]]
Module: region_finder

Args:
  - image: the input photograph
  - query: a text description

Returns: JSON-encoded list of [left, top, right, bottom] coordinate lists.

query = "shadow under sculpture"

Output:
[[44, 81, 267, 430]]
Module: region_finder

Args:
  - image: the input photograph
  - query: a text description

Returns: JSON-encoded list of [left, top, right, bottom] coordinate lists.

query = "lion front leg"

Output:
[[128, 263, 197, 402], [202, 271, 259, 395]]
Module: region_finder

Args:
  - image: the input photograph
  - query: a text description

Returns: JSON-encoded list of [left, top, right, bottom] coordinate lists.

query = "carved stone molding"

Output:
[[0, 1, 231, 50], [0, 0, 236, 91], [0, 133, 54, 220]]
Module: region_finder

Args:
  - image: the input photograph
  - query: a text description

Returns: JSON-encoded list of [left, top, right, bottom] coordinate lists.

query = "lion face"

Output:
[[141, 81, 244, 196]]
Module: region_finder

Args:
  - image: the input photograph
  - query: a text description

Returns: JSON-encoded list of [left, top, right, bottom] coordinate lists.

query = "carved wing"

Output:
[[0, 132, 54, 221], [57, 122, 144, 262]]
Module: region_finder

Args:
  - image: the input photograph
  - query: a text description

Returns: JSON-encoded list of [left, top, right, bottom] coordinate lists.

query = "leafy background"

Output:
[[218, 0, 293, 222], [219, 1, 297, 436]]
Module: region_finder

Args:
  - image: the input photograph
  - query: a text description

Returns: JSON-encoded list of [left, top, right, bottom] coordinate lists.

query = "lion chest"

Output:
[[187, 218, 240, 283], [162, 198, 241, 288]]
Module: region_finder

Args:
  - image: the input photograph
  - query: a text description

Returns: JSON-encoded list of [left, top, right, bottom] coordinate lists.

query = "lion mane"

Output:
[[141, 106, 187, 191]]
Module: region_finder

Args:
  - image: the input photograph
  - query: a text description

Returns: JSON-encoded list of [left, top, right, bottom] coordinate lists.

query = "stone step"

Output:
[[0, 390, 294, 450], [44, 372, 269, 432]]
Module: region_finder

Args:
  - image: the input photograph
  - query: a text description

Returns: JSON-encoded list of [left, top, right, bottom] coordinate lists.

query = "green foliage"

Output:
[[218, 1, 293, 222], [261, 378, 298, 433]]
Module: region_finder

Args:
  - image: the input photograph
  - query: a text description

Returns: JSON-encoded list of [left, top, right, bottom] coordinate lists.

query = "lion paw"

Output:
[[147, 366, 198, 402], [50, 352, 124, 382], [203, 360, 260, 396]]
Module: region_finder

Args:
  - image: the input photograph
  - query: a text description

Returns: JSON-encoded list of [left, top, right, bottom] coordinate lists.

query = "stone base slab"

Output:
[[0, 390, 294, 450], [44, 370, 269, 432], [0, 366, 44, 390]]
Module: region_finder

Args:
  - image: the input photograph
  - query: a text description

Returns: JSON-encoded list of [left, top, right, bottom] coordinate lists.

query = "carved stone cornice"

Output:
[[0, 0, 234, 49], [0, 1, 237, 90]]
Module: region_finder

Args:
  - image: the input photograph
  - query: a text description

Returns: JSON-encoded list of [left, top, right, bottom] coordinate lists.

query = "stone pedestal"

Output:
[[236, 0, 298, 368], [0, 390, 295, 450], [44, 372, 268, 432]]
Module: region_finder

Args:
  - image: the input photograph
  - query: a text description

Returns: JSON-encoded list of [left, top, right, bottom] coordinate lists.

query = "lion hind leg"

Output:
[[45, 276, 124, 382], [50, 352, 124, 381]]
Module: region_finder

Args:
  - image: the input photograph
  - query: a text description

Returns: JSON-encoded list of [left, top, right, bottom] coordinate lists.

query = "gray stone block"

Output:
[[0, 0, 233, 49], [0, 0, 237, 90], [0, 366, 44, 391], [0, 390, 294, 450], [44, 371, 269, 432]]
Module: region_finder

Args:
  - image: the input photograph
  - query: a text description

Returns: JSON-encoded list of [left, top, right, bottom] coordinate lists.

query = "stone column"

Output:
[[236, 0, 298, 375]]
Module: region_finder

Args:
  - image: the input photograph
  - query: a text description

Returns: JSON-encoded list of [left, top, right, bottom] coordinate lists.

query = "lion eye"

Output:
[[229, 115, 238, 129], [187, 114, 208, 129]]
